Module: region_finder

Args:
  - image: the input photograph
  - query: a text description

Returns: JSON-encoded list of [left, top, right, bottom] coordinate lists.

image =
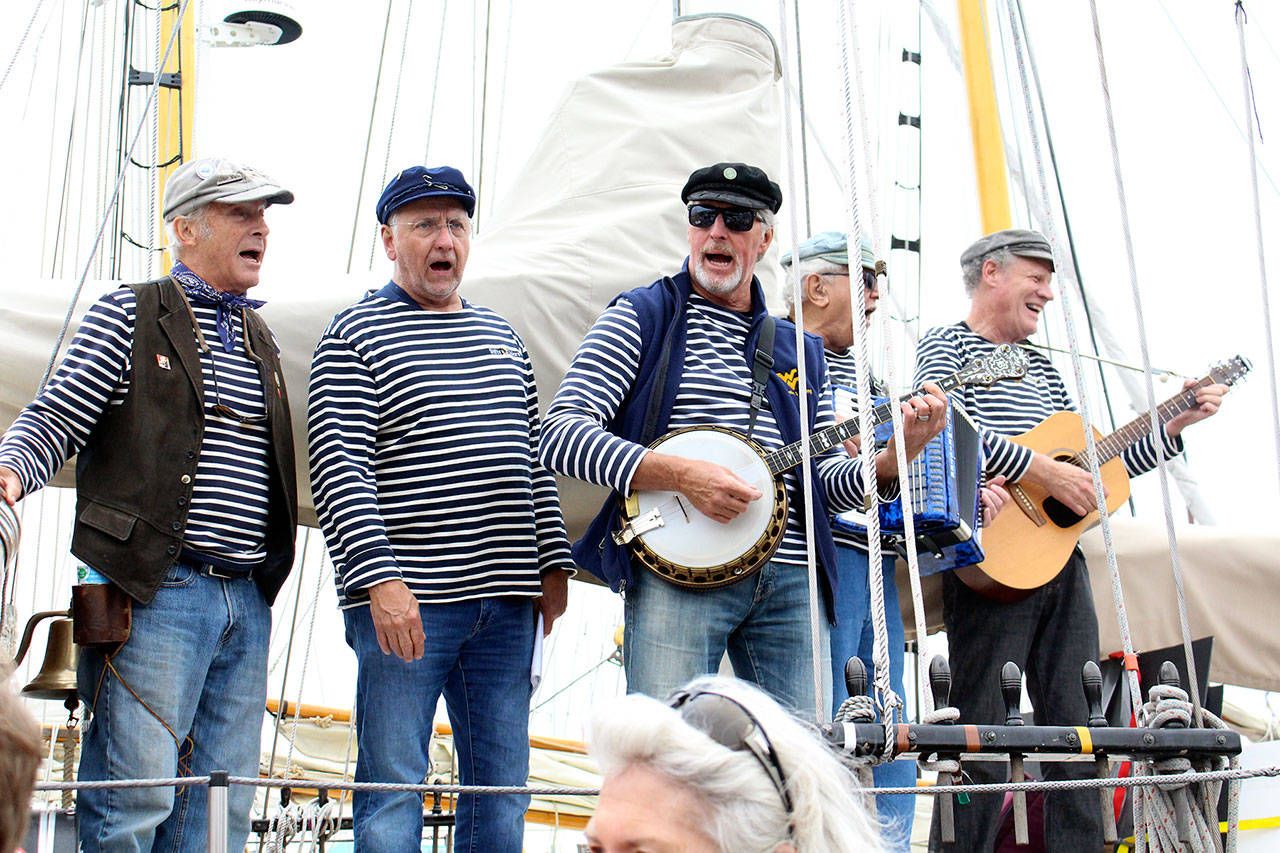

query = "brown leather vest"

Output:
[[70, 278, 297, 605]]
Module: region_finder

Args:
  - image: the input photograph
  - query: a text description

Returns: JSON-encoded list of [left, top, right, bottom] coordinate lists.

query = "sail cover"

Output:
[[0, 14, 784, 532]]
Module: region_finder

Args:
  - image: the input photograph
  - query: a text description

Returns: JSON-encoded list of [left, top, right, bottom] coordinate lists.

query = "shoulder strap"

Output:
[[639, 277, 682, 446], [745, 315, 775, 441]]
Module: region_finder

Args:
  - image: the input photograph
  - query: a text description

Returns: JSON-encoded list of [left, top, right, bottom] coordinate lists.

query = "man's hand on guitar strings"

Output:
[[981, 475, 1010, 526], [1024, 453, 1105, 517], [1164, 380, 1229, 438]]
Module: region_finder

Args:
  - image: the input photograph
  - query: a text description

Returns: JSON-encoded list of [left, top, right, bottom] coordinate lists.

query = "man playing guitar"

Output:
[[915, 229, 1229, 852], [540, 162, 945, 714]]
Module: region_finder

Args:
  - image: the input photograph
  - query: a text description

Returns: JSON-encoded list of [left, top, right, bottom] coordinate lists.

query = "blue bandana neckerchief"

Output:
[[170, 262, 266, 353]]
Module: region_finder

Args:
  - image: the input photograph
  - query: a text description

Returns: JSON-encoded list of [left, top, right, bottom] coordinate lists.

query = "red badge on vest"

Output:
[[156, 354, 171, 370]]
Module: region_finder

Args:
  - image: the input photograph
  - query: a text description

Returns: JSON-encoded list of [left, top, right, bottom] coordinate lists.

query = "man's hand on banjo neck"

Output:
[[629, 383, 948, 524]]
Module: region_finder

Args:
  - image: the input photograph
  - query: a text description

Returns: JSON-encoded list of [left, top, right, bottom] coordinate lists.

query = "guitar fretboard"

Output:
[[763, 372, 966, 476], [1075, 369, 1236, 466]]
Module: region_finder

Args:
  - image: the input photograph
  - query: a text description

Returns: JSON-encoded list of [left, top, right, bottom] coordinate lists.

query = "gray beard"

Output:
[[690, 255, 745, 296]]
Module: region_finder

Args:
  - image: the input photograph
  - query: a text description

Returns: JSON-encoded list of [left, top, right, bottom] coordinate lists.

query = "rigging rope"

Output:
[[344, 0, 395, 275], [366, 0, 416, 272], [38, 0, 194, 391], [1234, 1, 1280, 500], [0, 0, 48, 95], [421, 0, 449, 163], [834, 0, 905, 760], [775, 0, 828, 724], [1081, 0, 1204, 730], [847, 0, 932, 726], [1000, 8, 1164, 846]]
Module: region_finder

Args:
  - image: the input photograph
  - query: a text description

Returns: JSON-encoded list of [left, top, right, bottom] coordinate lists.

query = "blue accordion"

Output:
[[831, 393, 986, 575]]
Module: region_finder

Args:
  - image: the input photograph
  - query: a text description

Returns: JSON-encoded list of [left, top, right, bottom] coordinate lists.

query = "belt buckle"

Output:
[[203, 563, 238, 579]]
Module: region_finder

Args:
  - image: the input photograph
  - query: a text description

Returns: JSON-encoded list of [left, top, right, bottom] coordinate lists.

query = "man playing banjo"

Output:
[[540, 162, 946, 712]]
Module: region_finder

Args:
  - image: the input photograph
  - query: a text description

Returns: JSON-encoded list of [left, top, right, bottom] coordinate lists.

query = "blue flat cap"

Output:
[[376, 165, 475, 224], [780, 231, 876, 270]]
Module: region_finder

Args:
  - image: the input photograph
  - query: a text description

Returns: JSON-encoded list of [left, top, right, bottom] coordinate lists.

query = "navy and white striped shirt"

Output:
[[540, 294, 883, 567], [823, 347, 887, 551], [0, 283, 274, 568], [308, 284, 574, 608], [914, 322, 1182, 480]]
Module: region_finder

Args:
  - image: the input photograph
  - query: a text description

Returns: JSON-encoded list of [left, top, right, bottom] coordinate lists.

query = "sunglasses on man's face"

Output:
[[687, 204, 761, 233]]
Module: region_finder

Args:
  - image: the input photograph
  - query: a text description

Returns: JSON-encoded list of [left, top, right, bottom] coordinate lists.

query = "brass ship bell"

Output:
[[12, 609, 78, 704]]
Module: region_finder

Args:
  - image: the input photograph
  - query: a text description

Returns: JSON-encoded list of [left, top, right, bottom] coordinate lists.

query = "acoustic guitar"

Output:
[[956, 355, 1251, 601]]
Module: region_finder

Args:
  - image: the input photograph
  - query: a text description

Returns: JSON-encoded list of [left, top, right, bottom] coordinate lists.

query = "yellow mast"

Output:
[[156, 1, 196, 269], [956, 0, 1011, 234]]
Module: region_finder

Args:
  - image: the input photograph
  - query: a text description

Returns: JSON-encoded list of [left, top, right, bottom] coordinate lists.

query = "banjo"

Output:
[[612, 345, 1030, 589]]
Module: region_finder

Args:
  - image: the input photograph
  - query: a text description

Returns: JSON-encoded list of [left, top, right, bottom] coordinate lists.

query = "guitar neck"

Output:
[[763, 371, 966, 476], [1092, 376, 1213, 463]]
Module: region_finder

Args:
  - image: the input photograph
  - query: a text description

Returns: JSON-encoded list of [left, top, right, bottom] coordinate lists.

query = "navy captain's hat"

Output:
[[376, 165, 476, 224], [681, 162, 782, 214]]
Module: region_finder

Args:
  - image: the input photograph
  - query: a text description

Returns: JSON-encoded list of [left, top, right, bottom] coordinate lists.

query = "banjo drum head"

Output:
[[635, 427, 779, 570]]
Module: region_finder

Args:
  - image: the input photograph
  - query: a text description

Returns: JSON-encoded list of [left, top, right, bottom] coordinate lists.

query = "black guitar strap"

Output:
[[745, 315, 775, 441]]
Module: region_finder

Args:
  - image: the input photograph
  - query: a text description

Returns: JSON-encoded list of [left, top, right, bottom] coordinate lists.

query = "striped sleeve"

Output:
[[517, 338, 577, 576], [1120, 424, 1184, 477], [307, 328, 400, 595], [813, 377, 895, 510], [914, 325, 1036, 482], [539, 300, 651, 494], [0, 290, 133, 495]]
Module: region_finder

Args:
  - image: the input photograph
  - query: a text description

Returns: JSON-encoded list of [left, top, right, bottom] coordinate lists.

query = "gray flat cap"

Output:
[[163, 158, 294, 222], [960, 228, 1055, 271]]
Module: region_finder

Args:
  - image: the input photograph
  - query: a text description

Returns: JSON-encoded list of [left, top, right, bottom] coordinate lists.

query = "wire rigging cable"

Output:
[[0, 0, 48, 95], [775, 0, 828, 724], [38, 0, 195, 391], [366, 0, 417, 272], [1235, 1, 1280, 500], [345, 0, 395, 275]]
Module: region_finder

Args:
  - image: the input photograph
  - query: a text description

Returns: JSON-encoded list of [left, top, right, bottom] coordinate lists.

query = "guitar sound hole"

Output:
[[1042, 496, 1084, 528]]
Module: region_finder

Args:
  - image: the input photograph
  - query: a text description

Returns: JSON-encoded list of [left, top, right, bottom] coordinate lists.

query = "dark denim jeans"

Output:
[[929, 548, 1104, 851], [343, 595, 535, 853], [76, 562, 269, 852], [623, 559, 829, 717], [830, 544, 914, 851]]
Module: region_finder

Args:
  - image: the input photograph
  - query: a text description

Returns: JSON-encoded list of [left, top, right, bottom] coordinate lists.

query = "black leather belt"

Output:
[[179, 556, 252, 580]]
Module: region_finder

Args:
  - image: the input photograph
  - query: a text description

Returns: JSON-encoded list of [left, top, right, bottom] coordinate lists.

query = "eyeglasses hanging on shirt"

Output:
[[180, 293, 268, 427]]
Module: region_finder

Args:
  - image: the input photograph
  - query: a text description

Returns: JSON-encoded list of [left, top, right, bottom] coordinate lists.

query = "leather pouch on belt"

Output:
[[71, 583, 131, 652]]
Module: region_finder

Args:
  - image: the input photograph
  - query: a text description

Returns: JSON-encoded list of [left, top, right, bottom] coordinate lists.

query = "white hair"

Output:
[[164, 205, 212, 258], [779, 257, 848, 309], [961, 246, 1013, 295], [759, 208, 775, 236], [588, 676, 884, 852]]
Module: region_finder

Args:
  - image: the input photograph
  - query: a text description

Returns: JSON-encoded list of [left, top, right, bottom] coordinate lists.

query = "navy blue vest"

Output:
[[572, 262, 840, 619]]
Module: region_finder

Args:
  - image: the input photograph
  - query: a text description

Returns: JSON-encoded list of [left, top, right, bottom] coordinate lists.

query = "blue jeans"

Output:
[[76, 562, 270, 852], [623, 560, 829, 717], [343, 596, 535, 853], [830, 544, 914, 851]]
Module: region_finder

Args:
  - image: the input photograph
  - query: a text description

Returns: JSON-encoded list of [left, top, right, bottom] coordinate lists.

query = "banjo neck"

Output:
[[762, 371, 969, 476]]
